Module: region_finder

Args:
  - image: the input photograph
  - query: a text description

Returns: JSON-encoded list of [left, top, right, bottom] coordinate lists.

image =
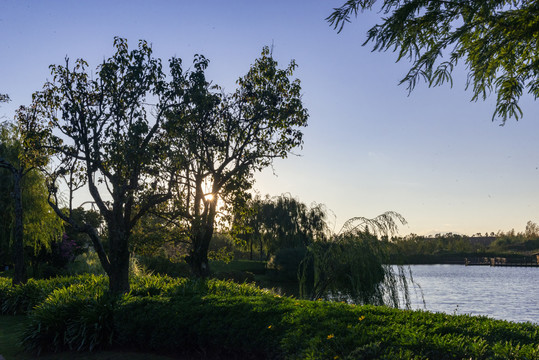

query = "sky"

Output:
[[1, 1, 538, 236]]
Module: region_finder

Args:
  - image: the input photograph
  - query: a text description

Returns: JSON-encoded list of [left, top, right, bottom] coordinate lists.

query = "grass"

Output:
[[0, 315, 27, 359]]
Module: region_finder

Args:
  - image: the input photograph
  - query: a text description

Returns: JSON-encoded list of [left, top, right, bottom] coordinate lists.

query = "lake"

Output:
[[404, 264, 539, 324]]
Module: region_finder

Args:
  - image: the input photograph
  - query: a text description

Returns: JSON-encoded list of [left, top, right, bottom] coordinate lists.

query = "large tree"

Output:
[[328, 0, 539, 123], [29, 38, 183, 294], [165, 48, 308, 277]]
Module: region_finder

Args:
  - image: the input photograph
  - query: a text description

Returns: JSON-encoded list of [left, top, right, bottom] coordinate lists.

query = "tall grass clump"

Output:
[[0, 274, 106, 315], [22, 279, 112, 354]]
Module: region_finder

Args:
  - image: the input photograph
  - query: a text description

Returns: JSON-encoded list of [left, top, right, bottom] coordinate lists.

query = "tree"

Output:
[[299, 211, 412, 307], [165, 48, 308, 277], [233, 194, 329, 260], [29, 38, 183, 294], [327, 0, 539, 123], [0, 120, 62, 285]]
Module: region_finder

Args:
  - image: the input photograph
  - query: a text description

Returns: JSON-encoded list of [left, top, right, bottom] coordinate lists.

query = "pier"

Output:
[[465, 257, 539, 267]]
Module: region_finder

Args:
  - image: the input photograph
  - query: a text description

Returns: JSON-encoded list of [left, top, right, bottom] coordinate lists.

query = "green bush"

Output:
[[22, 279, 112, 354], [13, 274, 539, 359], [0, 274, 105, 315]]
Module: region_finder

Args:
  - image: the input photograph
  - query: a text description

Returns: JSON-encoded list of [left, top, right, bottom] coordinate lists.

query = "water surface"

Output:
[[405, 264, 539, 324]]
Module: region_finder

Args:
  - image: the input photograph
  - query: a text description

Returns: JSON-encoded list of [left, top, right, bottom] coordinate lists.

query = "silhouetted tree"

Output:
[[166, 48, 308, 277], [28, 38, 183, 294]]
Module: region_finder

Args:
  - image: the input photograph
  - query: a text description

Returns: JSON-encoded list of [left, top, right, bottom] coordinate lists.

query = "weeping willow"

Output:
[[299, 211, 414, 308]]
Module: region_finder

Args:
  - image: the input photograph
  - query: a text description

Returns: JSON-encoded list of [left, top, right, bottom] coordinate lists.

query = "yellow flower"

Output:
[[334, 356, 339, 359], [358, 316, 365, 321], [327, 334, 335, 340], [268, 325, 272, 329]]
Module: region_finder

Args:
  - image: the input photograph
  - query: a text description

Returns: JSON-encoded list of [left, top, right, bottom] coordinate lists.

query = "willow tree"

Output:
[[233, 194, 329, 260], [299, 211, 413, 308], [0, 117, 62, 285], [328, 0, 539, 123], [165, 48, 308, 277], [28, 38, 184, 294]]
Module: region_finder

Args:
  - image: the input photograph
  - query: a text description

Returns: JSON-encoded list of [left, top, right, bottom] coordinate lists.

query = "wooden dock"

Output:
[[465, 257, 539, 267]]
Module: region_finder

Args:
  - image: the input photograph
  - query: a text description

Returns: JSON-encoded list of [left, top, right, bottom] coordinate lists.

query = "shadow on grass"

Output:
[[0, 315, 192, 360]]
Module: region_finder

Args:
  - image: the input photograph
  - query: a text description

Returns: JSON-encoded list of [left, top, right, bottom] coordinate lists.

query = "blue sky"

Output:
[[1, 1, 538, 236]]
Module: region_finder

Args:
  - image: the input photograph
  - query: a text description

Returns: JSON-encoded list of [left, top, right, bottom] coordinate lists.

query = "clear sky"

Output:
[[1, 1, 538, 236]]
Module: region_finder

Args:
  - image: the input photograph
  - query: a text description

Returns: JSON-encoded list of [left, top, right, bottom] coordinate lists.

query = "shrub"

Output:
[[0, 274, 105, 315], [22, 279, 112, 354], [114, 294, 286, 358], [15, 274, 539, 359]]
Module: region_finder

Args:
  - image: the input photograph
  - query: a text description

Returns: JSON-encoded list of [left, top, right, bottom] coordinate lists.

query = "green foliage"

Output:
[[66, 251, 107, 276], [267, 247, 308, 282], [390, 222, 539, 261], [136, 255, 191, 278], [328, 0, 539, 123], [12, 274, 539, 359], [0, 122, 63, 266], [233, 194, 329, 260], [0, 274, 105, 315], [22, 280, 113, 354], [300, 212, 411, 308], [0, 315, 29, 359], [129, 212, 183, 257]]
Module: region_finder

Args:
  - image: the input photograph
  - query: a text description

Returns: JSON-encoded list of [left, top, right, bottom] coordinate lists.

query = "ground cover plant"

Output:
[[1, 274, 538, 359]]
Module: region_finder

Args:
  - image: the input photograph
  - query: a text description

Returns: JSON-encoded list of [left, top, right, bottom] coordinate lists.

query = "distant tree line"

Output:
[[388, 221, 539, 263]]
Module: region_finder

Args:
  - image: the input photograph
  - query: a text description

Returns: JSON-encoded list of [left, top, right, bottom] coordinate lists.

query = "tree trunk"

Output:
[[188, 221, 214, 278], [106, 228, 130, 294], [12, 170, 27, 285]]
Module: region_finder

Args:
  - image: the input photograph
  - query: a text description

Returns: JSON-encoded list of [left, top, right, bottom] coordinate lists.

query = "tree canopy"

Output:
[[328, 0, 539, 123], [164, 47, 308, 276], [26, 38, 308, 291], [29, 38, 179, 293]]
